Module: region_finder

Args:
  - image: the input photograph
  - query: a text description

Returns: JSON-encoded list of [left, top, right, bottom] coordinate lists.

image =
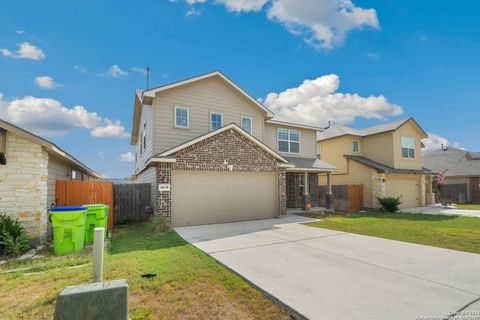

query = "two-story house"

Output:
[[317, 117, 435, 209], [130, 71, 336, 227]]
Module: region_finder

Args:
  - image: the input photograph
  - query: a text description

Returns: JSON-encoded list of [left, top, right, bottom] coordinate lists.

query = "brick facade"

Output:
[[154, 128, 286, 222], [0, 132, 48, 243], [470, 177, 480, 202]]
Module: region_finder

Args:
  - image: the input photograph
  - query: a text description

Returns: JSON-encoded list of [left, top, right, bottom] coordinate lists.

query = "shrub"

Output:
[[153, 215, 171, 233], [377, 197, 402, 213], [0, 213, 31, 257]]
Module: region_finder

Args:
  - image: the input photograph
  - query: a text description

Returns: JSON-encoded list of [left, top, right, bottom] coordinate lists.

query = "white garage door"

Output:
[[385, 174, 421, 208], [172, 171, 278, 227]]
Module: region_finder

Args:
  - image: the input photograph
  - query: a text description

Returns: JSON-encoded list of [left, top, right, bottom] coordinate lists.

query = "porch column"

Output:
[[326, 172, 333, 210], [302, 171, 311, 211]]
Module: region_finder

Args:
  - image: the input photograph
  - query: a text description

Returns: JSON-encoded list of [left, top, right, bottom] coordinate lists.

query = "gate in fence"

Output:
[[319, 184, 364, 212], [113, 183, 152, 224]]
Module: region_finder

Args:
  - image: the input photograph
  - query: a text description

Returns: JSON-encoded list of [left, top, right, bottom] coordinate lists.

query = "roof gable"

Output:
[[131, 71, 274, 144], [317, 117, 428, 141], [0, 119, 102, 179], [157, 123, 287, 163]]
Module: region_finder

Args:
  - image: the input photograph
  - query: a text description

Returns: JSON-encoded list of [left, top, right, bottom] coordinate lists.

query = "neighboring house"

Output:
[[316, 117, 435, 209], [0, 119, 102, 244], [423, 147, 480, 203], [130, 71, 336, 227]]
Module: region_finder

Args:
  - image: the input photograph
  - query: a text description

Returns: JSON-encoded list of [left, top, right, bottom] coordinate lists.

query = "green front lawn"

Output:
[[455, 203, 480, 210], [0, 224, 289, 320], [305, 212, 480, 254]]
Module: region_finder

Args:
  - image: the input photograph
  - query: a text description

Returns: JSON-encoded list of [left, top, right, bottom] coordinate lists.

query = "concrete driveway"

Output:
[[401, 206, 480, 218], [175, 215, 480, 320]]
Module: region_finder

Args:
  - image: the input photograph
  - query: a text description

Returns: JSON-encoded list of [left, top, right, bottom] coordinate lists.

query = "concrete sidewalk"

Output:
[[176, 215, 480, 320]]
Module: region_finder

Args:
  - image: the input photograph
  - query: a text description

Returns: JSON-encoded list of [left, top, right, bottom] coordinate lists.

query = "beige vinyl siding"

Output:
[[444, 176, 471, 201], [46, 154, 94, 208], [47, 154, 72, 208], [318, 136, 358, 173], [153, 76, 266, 154], [392, 120, 425, 170], [264, 123, 316, 159], [136, 166, 157, 207], [362, 132, 395, 168], [135, 104, 154, 172], [319, 159, 375, 208]]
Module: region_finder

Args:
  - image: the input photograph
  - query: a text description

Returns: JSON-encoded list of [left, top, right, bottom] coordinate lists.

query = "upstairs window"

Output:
[[352, 140, 360, 153], [401, 136, 415, 158], [210, 112, 223, 130], [278, 128, 300, 153], [174, 106, 189, 128], [241, 116, 252, 134]]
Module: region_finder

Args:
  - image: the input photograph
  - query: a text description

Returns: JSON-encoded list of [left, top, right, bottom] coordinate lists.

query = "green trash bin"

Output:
[[50, 206, 87, 256], [84, 204, 109, 243]]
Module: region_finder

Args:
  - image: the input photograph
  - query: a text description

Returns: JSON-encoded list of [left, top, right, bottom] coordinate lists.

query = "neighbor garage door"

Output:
[[172, 171, 278, 227], [385, 174, 421, 208]]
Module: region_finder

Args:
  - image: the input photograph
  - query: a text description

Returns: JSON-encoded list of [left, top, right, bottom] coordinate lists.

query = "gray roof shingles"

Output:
[[346, 155, 432, 174], [422, 148, 480, 177], [284, 156, 337, 171]]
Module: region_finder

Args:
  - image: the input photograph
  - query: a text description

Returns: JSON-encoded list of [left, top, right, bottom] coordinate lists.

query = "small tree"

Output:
[[433, 173, 446, 204], [377, 197, 402, 213]]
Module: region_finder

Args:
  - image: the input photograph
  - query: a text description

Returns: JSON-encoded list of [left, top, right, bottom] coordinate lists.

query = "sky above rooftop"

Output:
[[1, 0, 479, 177]]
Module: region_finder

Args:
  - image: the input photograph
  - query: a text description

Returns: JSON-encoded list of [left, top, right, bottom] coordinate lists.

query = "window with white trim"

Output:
[[352, 140, 360, 153], [210, 112, 223, 130], [401, 136, 415, 158], [174, 106, 189, 128], [241, 116, 252, 134], [278, 128, 300, 153]]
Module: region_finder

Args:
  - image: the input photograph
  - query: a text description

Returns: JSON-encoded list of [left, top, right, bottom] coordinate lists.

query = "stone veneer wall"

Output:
[[155, 128, 286, 221], [0, 132, 48, 243], [371, 171, 386, 209]]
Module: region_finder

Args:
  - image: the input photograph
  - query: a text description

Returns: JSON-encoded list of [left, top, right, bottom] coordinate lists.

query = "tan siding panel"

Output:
[[47, 155, 71, 208], [362, 132, 395, 168], [264, 123, 317, 159], [392, 120, 426, 170], [153, 76, 266, 154], [135, 104, 154, 172]]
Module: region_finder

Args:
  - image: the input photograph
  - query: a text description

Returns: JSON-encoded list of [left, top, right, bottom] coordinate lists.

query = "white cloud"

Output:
[[16, 30, 25, 35], [106, 64, 128, 78], [34, 76, 62, 89], [0, 93, 128, 138], [178, 0, 379, 49], [366, 52, 380, 59], [130, 67, 147, 75], [1, 42, 45, 60], [91, 119, 129, 138], [422, 133, 464, 154], [73, 65, 88, 74], [120, 152, 135, 162], [261, 74, 403, 126], [267, 0, 379, 49]]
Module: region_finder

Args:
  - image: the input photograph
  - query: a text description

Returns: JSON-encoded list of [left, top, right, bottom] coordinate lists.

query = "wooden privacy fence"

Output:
[[438, 183, 468, 203], [319, 184, 364, 212], [113, 183, 152, 224], [56, 180, 114, 230]]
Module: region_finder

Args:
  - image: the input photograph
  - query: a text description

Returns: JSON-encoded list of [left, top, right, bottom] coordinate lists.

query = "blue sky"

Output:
[[1, 0, 479, 178]]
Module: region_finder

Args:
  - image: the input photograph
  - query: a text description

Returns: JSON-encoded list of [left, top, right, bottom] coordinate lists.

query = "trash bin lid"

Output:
[[50, 206, 87, 212]]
